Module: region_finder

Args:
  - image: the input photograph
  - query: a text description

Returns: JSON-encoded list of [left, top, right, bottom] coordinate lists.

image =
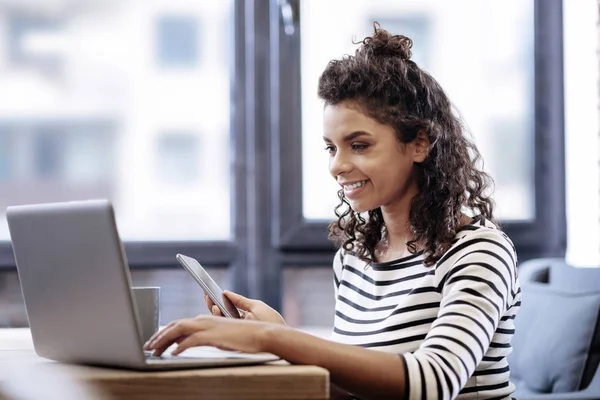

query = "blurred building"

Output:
[[0, 0, 232, 241]]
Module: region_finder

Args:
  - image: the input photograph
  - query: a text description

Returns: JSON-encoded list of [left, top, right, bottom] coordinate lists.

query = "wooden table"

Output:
[[0, 329, 330, 400]]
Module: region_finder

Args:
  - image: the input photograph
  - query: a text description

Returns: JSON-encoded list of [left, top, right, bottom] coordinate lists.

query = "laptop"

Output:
[[6, 199, 280, 370]]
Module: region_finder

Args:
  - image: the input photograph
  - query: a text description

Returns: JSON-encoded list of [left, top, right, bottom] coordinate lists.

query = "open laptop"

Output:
[[6, 199, 279, 370]]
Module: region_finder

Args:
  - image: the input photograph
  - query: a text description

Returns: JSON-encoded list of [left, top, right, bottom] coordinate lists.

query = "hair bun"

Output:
[[362, 22, 412, 61]]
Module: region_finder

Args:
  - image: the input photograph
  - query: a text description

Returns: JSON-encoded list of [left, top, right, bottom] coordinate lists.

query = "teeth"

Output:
[[345, 180, 367, 190]]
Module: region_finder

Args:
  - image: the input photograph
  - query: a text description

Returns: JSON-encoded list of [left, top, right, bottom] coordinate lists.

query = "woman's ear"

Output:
[[412, 130, 430, 163]]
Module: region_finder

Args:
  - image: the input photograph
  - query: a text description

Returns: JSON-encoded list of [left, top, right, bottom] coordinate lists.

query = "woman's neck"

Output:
[[381, 210, 411, 248], [378, 203, 415, 262], [374, 179, 420, 262], [380, 185, 418, 249]]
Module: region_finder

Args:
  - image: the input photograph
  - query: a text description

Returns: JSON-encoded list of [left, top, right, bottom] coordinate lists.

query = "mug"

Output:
[[132, 286, 160, 344]]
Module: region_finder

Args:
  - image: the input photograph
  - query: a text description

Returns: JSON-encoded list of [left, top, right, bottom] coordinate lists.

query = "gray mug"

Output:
[[132, 286, 160, 344]]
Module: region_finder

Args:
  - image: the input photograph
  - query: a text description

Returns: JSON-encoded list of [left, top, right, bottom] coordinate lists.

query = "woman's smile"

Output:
[[340, 179, 370, 199]]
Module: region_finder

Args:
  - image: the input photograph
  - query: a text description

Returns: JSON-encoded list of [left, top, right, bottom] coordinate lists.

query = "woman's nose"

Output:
[[329, 152, 353, 177]]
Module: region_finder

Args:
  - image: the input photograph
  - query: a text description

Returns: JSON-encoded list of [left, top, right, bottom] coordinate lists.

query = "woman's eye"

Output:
[[324, 145, 335, 153], [351, 143, 369, 151]]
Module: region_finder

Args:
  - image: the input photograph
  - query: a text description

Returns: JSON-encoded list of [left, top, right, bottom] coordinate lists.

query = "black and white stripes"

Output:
[[331, 218, 520, 400]]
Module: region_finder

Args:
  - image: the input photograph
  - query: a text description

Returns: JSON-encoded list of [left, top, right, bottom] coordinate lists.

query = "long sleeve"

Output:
[[400, 229, 518, 400]]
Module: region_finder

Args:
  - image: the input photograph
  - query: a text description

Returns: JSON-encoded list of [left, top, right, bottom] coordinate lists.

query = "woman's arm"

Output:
[[261, 230, 517, 400], [262, 325, 407, 400], [145, 317, 408, 399], [146, 231, 516, 400]]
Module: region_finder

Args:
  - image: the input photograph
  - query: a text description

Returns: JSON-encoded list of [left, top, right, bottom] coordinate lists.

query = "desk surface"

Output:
[[0, 328, 329, 400]]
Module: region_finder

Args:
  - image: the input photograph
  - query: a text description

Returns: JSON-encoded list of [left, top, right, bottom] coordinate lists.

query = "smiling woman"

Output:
[[322, 104, 429, 263], [146, 23, 520, 400], [323, 111, 424, 210], [319, 30, 495, 268]]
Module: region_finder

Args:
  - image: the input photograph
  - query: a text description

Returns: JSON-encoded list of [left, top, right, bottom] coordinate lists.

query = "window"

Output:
[[8, 15, 63, 74], [33, 127, 62, 179], [0, 123, 115, 184], [300, 0, 535, 222], [151, 130, 231, 241], [489, 119, 534, 220], [371, 16, 432, 69], [155, 132, 199, 183], [0, 122, 117, 238], [273, 0, 565, 261], [63, 127, 115, 183], [0, 1, 235, 266], [156, 16, 200, 67], [0, 1, 566, 328]]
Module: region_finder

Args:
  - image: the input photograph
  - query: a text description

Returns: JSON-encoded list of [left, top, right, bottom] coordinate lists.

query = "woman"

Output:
[[145, 24, 520, 400]]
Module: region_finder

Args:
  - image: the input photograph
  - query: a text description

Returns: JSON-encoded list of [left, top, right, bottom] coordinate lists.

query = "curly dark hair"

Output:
[[318, 22, 496, 267]]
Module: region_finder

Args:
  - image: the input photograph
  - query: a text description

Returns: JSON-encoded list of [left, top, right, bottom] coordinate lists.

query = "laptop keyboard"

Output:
[[143, 348, 278, 361], [144, 350, 191, 360]]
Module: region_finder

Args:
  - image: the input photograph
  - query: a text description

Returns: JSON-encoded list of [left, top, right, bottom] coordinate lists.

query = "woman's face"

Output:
[[323, 101, 427, 213]]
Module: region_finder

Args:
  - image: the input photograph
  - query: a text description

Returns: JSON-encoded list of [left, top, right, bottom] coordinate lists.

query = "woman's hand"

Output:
[[205, 290, 287, 325], [143, 315, 277, 356]]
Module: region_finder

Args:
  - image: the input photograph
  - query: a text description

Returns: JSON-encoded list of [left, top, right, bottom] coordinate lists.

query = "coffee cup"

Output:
[[132, 286, 160, 344]]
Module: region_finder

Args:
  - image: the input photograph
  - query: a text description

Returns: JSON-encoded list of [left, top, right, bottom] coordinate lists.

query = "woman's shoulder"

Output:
[[455, 215, 512, 242], [440, 215, 517, 266], [335, 247, 370, 269]]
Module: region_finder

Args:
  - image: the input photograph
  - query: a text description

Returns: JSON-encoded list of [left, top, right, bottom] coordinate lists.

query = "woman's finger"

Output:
[[205, 295, 222, 316], [147, 320, 198, 351], [152, 335, 185, 357], [223, 291, 255, 310], [205, 294, 216, 308], [145, 319, 177, 347], [171, 332, 207, 356]]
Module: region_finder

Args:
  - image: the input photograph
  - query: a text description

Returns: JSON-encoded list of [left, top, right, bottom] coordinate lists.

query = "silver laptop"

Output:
[[6, 199, 279, 370]]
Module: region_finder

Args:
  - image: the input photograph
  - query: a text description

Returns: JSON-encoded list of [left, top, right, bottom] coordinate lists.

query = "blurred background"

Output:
[[0, 0, 596, 331]]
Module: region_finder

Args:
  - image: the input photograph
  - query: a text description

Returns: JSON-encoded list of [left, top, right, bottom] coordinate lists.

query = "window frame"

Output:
[[0, 0, 284, 311], [271, 0, 566, 264], [0, 1, 244, 271]]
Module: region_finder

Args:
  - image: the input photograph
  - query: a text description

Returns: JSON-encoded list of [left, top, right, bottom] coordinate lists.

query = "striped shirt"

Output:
[[331, 216, 520, 400]]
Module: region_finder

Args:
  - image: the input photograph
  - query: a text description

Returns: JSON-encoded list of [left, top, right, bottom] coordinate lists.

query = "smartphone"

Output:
[[175, 253, 241, 319]]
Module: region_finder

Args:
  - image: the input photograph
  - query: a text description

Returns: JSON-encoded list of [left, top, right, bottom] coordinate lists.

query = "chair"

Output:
[[509, 258, 600, 400]]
